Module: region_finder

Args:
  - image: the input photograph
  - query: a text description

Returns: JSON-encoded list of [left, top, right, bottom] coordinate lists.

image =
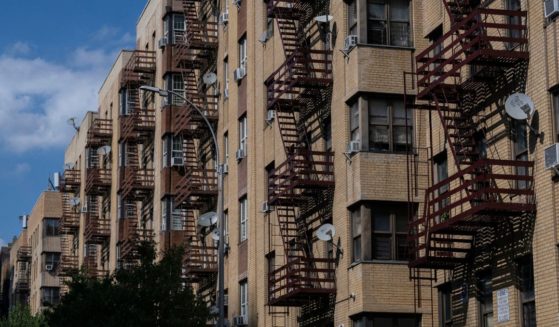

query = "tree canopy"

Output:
[[45, 242, 210, 327]]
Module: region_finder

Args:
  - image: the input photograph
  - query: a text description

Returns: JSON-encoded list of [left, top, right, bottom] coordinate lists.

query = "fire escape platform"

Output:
[[85, 168, 112, 194], [119, 168, 155, 200], [86, 119, 113, 147]]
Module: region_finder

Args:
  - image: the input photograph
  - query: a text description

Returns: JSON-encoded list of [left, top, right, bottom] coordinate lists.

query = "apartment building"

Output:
[[0, 0, 553, 326], [0, 246, 11, 316]]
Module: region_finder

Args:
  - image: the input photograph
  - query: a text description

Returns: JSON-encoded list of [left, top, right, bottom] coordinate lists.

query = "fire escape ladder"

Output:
[[267, 0, 303, 58]]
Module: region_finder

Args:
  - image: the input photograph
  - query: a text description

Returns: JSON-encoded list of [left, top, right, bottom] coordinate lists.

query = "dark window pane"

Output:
[[522, 302, 536, 327], [368, 21, 387, 44], [396, 235, 408, 260], [373, 235, 391, 259], [370, 126, 390, 151], [368, 2, 386, 19], [373, 212, 390, 231], [390, 22, 409, 46], [395, 214, 407, 233]]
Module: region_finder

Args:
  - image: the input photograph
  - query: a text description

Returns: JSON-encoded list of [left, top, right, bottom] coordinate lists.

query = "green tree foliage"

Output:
[[0, 305, 45, 327], [45, 242, 210, 327]]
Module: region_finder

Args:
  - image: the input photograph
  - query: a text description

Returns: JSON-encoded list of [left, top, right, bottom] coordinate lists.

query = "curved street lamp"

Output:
[[140, 85, 226, 327]]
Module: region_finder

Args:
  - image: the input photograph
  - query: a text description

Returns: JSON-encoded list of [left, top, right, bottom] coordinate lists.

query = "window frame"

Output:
[[348, 0, 358, 36], [44, 218, 60, 237], [368, 96, 413, 153], [371, 206, 408, 261], [511, 120, 529, 190], [239, 36, 247, 71], [239, 197, 248, 242], [518, 257, 536, 327], [478, 273, 494, 327], [240, 280, 248, 319], [351, 207, 362, 263], [239, 115, 248, 154], [438, 283, 453, 327], [41, 287, 61, 306], [223, 57, 229, 99], [366, 0, 411, 47]]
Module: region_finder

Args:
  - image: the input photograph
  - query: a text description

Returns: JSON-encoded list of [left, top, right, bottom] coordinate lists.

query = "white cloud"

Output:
[[14, 163, 31, 174], [5, 42, 32, 56], [0, 47, 114, 152]]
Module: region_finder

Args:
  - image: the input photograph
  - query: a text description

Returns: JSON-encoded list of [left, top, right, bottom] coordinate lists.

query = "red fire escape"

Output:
[[265, 1, 336, 322], [15, 246, 31, 299], [406, 0, 535, 315], [161, 0, 219, 299], [58, 168, 81, 281], [84, 117, 113, 277], [118, 50, 156, 266]]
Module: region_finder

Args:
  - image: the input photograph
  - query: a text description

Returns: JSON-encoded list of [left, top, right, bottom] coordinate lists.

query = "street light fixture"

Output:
[[139, 85, 226, 327]]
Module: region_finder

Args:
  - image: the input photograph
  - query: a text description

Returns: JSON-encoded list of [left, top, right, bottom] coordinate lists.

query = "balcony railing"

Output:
[[121, 50, 156, 85], [86, 118, 113, 147], [84, 215, 111, 243], [61, 169, 80, 190], [175, 168, 218, 208], [119, 109, 156, 141], [119, 167, 155, 200], [85, 168, 111, 195], [17, 246, 31, 262]]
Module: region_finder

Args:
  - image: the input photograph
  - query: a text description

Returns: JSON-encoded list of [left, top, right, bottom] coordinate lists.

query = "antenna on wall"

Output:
[[67, 117, 79, 132]]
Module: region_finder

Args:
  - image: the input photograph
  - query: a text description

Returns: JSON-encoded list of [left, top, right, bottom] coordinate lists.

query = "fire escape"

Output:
[[118, 50, 156, 267], [84, 117, 113, 277], [58, 167, 81, 291], [406, 0, 535, 320], [14, 246, 31, 302], [265, 1, 336, 324], [164, 0, 219, 302]]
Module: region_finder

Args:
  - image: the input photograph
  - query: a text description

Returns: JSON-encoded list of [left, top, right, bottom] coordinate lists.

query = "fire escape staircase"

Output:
[[408, 3, 534, 271]]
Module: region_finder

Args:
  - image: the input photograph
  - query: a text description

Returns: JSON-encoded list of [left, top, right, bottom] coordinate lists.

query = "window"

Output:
[[428, 25, 443, 57], [434, 151, 450, 222], [165, 74, 185, 105], [352, 314, 419, 327], [478, 274, 493, 327], [240, 281, 248, 319], [120, 88, 129, 115], [239, 115, 248, 155], [44, 252, 60, 271], [350, 101, 360, 142], [265, 162, 275, 199], [223, 210, 229, 238], [223, 57, 229, 98], [239, 36, 247, 71], [506, 0, 521, 48], [367, 0, 410, 47], [239, 197, 248, 241], [439, 283, 453, 327], [163, 135, 183, 167], [224, 132, 229, 164], [518, 257, 536, 327], [372, 206, 408, 260], [348, 0, 358, 35], [161, 197, 183, 231], [369, 97, 412, 152], [164, 14, 186, 44], [351, 207, 362, 262], [554, 90, 559, 141], [512, 120, 529, 189], [44, 219, 60, 237], [41, 287, 60, 306]]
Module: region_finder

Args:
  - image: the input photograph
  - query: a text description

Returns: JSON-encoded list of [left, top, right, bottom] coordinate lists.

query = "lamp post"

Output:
[[140, 85, 226, 327]]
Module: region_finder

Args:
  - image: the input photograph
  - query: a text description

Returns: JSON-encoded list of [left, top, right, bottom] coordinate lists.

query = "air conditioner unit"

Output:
[[233, 67, 246, 81], [544, 143, 559, 170], [545, 0, 559, 18], [220, 11, 229, 24], [343, 35, 358, 51], [45, 264, 53, 271], [158, 37, 168, 48], [261, 201, 272, 213], [222, 163, 229, 175], [346, 140, 361, 154], [81, 205, 88, 213], [233, 315, 247, 326], [171, 157, 184, 167], [236, 148, 245, 161], [224, 88, 230, 99], [232, 0, 241, 8], [266, 110, 276, 122]]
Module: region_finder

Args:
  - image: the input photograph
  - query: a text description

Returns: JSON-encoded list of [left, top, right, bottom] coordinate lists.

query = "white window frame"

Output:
[[172, 14, 186, 43], [239, 36, 247, 71], [240, 281, 248, 319], [224, 133, 229, 164], [224, 57, 229, 98], [240, 197, 248, 241], [239, 116, 247, 154]]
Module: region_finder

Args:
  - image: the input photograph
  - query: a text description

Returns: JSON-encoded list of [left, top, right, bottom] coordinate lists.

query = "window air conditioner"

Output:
[[233, 315, 247, 326], [266, 110, 276, 123], [81, 205, 88, 213], [222, 163, 229, 175], [261, 201, 272, 213], [236, 148, 245, 161], [158, 37, 168, 49], [346, 140, 361, 154], [45, 264, 54, 271], [343, 35, 358, 51], [233, 67, 246, 81], [171, 157, 184, 167], [220, 11, 229, 25], [224, 88, 230, 99], [545, 0, 559, 19], [544, 143, 559, 170]]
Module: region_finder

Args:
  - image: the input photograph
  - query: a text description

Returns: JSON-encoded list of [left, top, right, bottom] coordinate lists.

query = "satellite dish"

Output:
[[198, 211, 217, 227], [97, 145, 112, 155], [314, 15, 333, 23], [505, 93, 535, 120], [69, 197, 80, 207], [210, 229, 220, 241], [316, 223, 336, 241], [64, 162, 75, 170], [202, 72, 217, 86]]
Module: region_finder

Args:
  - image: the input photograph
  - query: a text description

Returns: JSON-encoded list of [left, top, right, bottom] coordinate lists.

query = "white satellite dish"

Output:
[[314, 15, 333, 23], [316, 223, 336, 241], [97, 145, 112, 155], [64, 162, 75, 170], [202, 72, 217, 86], [198, 211, 218, 227], [69, 197, 80, 207], [505, 93, 535, 120], [210, 229, 220, 241]]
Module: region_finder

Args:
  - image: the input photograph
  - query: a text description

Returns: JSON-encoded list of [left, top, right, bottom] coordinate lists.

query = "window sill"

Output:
[[357, 43, 415, 51], [349, 259, 409, 270]]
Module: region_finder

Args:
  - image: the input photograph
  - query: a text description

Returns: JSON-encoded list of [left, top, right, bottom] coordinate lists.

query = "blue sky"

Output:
[[0, 0, 147, 247]]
